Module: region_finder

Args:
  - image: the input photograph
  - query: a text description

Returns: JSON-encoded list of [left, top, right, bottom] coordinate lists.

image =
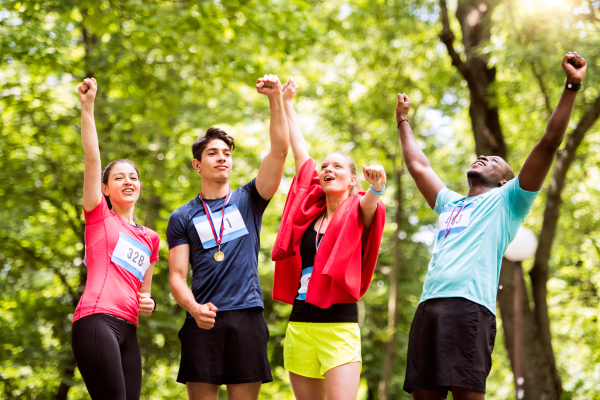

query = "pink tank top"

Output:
[[73, 197, 160, 326]]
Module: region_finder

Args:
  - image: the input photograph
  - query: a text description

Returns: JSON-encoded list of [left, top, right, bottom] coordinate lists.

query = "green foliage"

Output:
[[1, 0, 599, 399]]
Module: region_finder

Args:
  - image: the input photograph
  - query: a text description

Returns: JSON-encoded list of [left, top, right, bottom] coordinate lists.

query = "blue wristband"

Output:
[[369, 184, 385, 195]]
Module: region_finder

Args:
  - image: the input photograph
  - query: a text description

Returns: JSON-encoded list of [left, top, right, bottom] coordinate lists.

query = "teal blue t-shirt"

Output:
[[420, 176, 541, 314]]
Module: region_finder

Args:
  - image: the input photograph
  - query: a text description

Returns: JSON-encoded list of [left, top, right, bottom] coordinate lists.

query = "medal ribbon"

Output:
[[315, 213, 326, 252], [444, 201, 466, 238], [200, 190, 232, 247]]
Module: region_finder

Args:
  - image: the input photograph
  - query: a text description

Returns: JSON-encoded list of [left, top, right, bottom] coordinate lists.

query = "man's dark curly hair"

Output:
[[191, 127, 235, 161]]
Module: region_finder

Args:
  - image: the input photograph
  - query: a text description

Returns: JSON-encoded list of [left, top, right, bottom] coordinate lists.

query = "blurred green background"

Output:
[[1, 0, 599, 399]]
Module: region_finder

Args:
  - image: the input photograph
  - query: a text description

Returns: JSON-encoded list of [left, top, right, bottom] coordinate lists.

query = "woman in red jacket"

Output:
[[272, 77, 386, 400], [71, 78, 160, 400]]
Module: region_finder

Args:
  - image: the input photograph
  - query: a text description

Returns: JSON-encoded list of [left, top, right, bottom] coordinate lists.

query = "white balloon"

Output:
[[505, 227, 537, 262]]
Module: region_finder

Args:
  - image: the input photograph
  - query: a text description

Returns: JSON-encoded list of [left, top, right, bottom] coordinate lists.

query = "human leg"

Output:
[[289, 372, 326, 400], [323, 361, 360, 400], [186, 382, 219, 400], [221, 308, 272, 384], [226, 382, 262, 400], [451, 386, 485, 400], [119, 321, 142, 400], [71, 314, 131, 400], [411, 389, 446, 400], [403, 301, 445, 397]]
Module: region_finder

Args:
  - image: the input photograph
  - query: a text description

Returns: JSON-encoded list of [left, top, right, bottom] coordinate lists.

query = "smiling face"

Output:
[[319, 153, 357, 196], [101, 161, 141, 208], [466, 155, 513, 187], [193, 139, 232, 183]]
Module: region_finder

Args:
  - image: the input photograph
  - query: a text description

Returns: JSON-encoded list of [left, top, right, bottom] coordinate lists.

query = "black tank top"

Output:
[[288, 217, 358, 323]]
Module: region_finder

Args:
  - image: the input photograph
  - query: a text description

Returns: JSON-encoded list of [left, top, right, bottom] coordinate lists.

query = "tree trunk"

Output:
[[54, 362, 76, 400], [379, 160, 404, 400], [497, 260, 562, 400], [439, 0, 507, 159]]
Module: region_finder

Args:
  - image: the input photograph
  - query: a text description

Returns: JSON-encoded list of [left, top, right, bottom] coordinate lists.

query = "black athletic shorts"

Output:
[[177, 307, 273, 385], [403, 297, 497, 398]]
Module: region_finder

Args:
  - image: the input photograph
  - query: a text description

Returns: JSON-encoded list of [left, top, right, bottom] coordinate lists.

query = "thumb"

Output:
[[206, 302, 218, 312]]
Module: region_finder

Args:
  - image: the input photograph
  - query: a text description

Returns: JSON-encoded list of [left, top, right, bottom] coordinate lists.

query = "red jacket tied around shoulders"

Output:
[[272, 158, 386, 308]]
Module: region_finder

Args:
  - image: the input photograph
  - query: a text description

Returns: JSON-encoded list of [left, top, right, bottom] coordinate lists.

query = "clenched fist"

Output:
[[191, 302, 218, 330], [396, 93, 411, 124], [256, 74, 283, 98], [562, 52, 587, 84], [282, 76, 299, 103], [363, 165, 386, 193], [78, 78, 97, 106], [138, 292, 155, 317]]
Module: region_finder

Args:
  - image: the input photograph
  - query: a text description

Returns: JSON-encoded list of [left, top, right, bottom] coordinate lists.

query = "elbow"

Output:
[[273, 146, 289, 160], [537, 137, 563, 155]]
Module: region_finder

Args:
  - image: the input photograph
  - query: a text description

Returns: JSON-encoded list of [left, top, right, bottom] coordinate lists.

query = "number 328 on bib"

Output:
[[111, 232, 151, 282]]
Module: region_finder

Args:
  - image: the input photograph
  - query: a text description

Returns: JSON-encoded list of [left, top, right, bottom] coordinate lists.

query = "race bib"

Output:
[[111, 233, 151, 281], [437, 202, 474, 240], [193, 204, 249, 249], [296, 267, 313, 300]]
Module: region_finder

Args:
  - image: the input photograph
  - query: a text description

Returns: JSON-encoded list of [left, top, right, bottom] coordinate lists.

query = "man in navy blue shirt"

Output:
[[167, 74, 288, 400]]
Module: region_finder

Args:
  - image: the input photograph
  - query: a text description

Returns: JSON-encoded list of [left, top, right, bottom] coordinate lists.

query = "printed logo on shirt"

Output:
[[296, 267, 313, 300], [111, 232, 152, 281], [193, 204, 249, 249], [437, 202, 474, 240]]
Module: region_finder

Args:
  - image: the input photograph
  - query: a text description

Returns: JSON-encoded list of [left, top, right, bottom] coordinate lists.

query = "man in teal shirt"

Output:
[[397, 53, 587, 400]]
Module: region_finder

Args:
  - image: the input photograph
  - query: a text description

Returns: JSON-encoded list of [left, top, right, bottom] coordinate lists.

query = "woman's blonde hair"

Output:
[[330, 151, 363, 196]]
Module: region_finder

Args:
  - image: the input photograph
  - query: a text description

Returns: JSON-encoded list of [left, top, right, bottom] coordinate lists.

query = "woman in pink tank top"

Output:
[[70, 78, 160, 400]]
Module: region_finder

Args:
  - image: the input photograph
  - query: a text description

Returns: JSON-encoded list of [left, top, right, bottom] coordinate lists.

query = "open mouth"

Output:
[[123, 188, 135, 194], [472, 160, 485, 167], [324, 175, 335, 182]]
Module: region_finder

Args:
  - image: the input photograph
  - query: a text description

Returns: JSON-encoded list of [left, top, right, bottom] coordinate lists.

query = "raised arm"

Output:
[[396, 94, 444, 209], [254, 74, 290, 200], [78, 78, 102, 211], [282, 77, 310, 176], [360, 165, 387, 228], [519, 52, 587, 191]]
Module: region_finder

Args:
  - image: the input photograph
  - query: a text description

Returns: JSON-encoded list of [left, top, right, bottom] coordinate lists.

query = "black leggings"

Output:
[[71, 314, 142, 400]]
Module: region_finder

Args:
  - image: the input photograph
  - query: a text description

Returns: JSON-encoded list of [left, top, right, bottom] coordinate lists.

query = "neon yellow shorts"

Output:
[[284, 322, 362, 379]]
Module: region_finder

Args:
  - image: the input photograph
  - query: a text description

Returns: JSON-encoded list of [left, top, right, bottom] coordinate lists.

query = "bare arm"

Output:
[[78, 78, 103, 212], [255, 74, 289, 200], [138, 262, 156, 316], [396, 94, 445, 209], [519, 52, 587, 191], [359, 165, 387, 228], [168, 245, 217, 330], [282, 77, 310, 176]]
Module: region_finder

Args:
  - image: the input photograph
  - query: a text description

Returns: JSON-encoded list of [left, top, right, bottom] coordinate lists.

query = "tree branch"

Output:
[[6, 238, 79, 303], [529, 61, 553, 115], [439, 0, 469, 77]]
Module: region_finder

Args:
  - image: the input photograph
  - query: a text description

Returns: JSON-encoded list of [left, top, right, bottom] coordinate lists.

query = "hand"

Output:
[[363, 165, 386, 192], [282, 76, 299, 103], [191, 302, 218, 330], [138, 292, 155, 317], [396, 93, 411, 123], [256, 74, 283, 98], [78, 78, 97, 106], [562, 52, 586, 84]]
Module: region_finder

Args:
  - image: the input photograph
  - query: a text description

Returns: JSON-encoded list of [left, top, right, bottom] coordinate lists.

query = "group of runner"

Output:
[[71, 52, 586, 400]]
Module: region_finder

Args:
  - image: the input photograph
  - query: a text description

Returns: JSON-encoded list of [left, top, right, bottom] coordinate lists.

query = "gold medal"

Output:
[[200, 191, 231, 264]]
